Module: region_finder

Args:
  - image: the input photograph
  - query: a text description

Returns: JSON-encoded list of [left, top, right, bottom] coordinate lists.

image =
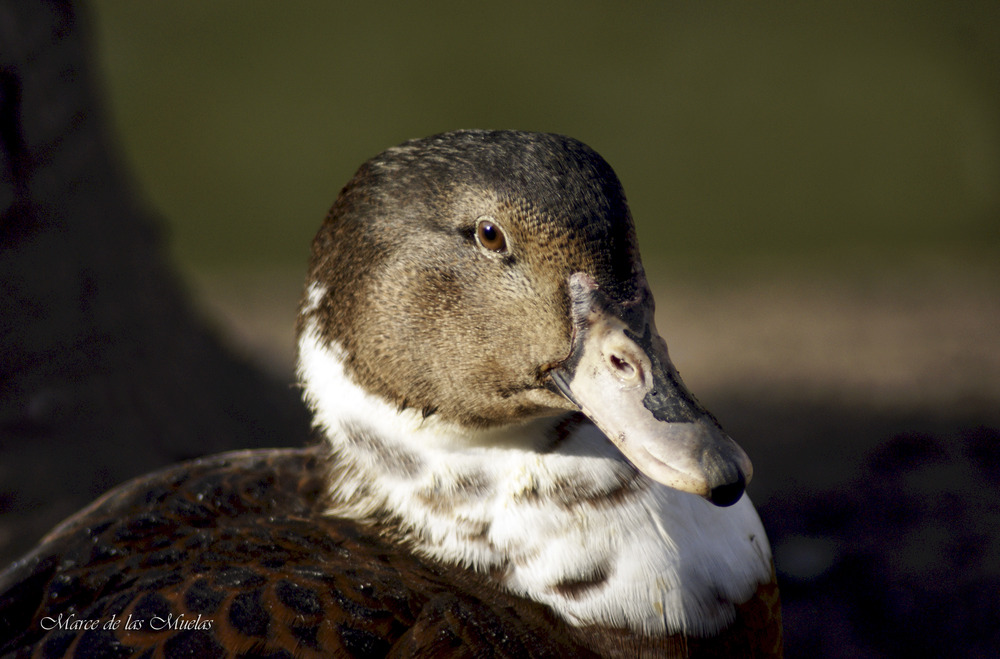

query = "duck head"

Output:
[[298, 130, 751, 506]]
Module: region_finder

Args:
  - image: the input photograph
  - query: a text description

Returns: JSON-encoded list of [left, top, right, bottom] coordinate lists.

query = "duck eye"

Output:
[[475, 217, 507, 253]]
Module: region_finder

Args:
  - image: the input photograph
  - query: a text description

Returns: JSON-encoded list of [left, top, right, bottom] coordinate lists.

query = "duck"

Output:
[[0, 130, 782, 658]]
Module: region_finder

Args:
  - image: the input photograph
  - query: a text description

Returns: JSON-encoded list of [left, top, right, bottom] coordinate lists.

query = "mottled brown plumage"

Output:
[[0, 448, 580, 657], [0, 447, 779, 657]]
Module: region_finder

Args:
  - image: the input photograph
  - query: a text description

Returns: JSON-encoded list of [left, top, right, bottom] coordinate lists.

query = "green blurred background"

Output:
[[86, 0, 999, 279]]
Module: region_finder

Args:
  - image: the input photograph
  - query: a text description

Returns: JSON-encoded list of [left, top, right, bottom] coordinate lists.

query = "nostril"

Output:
[[608, 354, 636, 379]]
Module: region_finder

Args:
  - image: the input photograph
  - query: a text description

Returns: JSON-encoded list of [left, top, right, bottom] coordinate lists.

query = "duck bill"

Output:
[[548, 273, 752, 507]]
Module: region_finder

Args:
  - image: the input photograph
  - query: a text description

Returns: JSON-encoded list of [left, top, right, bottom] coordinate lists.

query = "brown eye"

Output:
[[475, 217, 507, 253]]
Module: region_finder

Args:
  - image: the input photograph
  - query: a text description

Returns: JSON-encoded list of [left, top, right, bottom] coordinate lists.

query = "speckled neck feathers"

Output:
[[297, 326, 772, 636]]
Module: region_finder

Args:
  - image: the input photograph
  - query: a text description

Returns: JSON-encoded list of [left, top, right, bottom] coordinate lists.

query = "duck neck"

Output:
[[297, 327, 774, 637]]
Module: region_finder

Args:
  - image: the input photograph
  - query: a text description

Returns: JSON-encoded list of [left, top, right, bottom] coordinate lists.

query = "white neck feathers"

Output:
[[297, 316, 773, 636]]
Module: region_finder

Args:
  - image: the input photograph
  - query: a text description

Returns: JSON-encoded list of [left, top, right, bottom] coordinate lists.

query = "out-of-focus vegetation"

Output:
[[86, 0, 999, 277]]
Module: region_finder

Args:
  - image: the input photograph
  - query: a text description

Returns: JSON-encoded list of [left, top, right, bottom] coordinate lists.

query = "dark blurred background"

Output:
[[4, 1, 1000, 657], [90, 1, 999, 274]]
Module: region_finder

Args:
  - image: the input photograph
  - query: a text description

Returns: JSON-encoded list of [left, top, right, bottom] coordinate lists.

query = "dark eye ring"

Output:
[[475, 217, 508, 253]]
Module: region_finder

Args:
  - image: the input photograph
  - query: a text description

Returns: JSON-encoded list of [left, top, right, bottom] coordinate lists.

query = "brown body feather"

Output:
[[1, 447, 779, 658]]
